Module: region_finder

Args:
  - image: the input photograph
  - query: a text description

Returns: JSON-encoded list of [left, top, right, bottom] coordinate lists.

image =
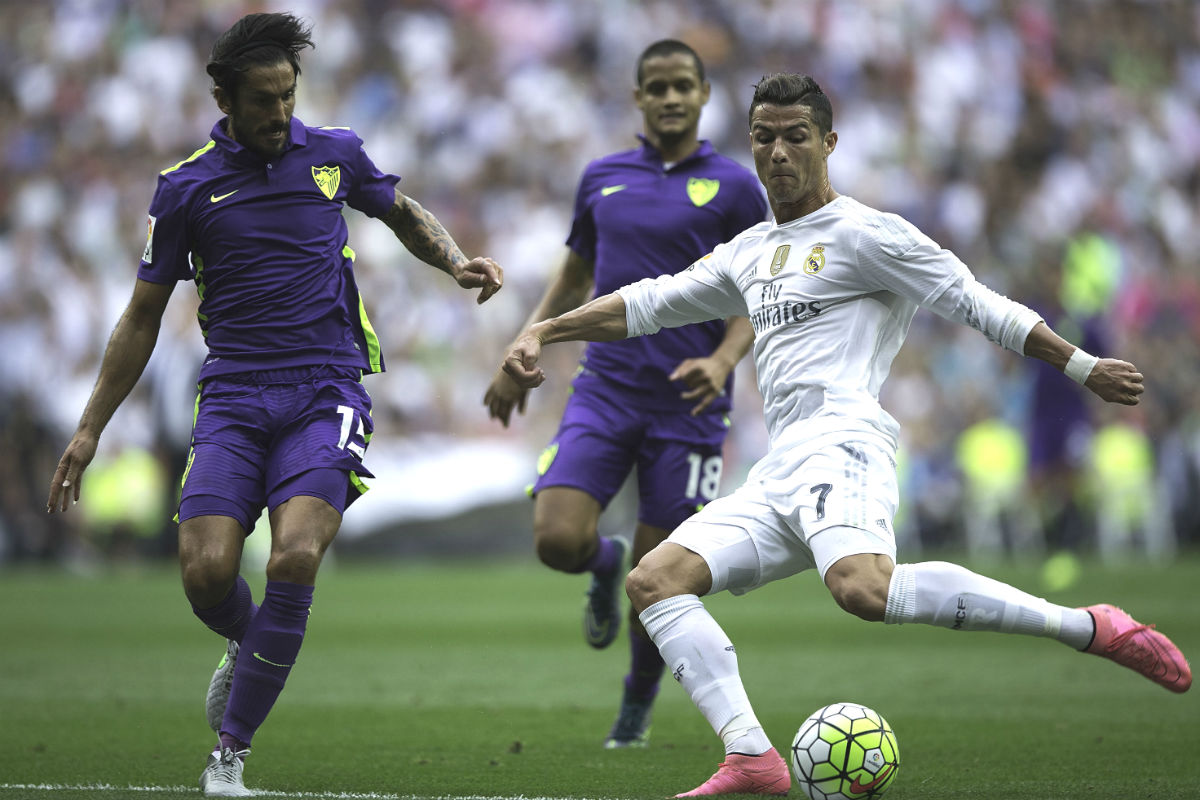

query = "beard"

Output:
[[228, 116, 288, 159]]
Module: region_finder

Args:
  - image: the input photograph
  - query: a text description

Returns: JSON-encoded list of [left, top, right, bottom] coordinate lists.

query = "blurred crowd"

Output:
[[2, 0, 1198, 565]]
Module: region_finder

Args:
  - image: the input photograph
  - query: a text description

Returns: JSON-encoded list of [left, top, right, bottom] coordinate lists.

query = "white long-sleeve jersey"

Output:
[[617, 195, 1042, 474]]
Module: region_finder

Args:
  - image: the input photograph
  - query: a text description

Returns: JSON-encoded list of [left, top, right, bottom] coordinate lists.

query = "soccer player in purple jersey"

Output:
[[45, 13, 502, 798], [502, 73, 1190, 796], [484, 40, 768, 749]]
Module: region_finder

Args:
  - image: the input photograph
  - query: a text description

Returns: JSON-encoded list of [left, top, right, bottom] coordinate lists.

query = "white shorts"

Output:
[[667, 439, 899, 595]]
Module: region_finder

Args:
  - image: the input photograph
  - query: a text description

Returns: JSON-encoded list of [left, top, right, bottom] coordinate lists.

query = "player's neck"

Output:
[[648, 131, 701, 165], [772, 187, 839, 224]]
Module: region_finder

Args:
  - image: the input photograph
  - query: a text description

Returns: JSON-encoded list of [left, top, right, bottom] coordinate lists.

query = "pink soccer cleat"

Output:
[[1082, 604, 1191, 693], [675, 749, 791, 797]]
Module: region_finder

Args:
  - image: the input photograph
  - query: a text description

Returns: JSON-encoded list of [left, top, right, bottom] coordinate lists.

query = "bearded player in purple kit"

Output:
[[484, 39, 768, 749], [46, 13, 502, 798]]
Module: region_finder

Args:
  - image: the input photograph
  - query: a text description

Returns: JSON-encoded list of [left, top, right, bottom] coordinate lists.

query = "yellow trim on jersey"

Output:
[[342, 245, 383, 373], [161, 141, 216, 175], [357, 293, 382, 373]]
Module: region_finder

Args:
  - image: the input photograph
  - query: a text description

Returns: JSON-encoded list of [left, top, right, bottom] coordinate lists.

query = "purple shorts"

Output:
[[533, 381, 730, 531], [178, 366, 374, 532]]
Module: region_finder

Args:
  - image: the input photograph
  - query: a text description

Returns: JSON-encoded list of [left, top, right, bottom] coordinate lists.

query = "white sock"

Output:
[[640, 595, 773, 756], [884, 562, 1095, 649]]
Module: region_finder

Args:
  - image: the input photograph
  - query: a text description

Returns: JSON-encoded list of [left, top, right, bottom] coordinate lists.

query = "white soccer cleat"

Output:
[[206, 640, 239, 733], [199, 747, 253, 797]]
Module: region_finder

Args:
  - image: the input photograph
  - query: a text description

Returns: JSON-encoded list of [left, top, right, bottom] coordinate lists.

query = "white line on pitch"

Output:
[[0, 786, 591, 800]]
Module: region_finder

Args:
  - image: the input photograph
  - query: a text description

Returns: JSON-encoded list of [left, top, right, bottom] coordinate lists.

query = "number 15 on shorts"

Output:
[[336, 404, 366, 459]]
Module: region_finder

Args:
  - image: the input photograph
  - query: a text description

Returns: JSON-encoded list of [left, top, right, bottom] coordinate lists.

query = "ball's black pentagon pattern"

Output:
[[790, 702, 899, 800]]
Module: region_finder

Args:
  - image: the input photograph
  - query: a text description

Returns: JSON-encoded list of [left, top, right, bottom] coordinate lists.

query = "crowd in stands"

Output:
[[2, 0, 1197, 564]]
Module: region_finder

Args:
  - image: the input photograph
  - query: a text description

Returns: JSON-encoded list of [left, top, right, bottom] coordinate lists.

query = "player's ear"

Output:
[[824, 130, 838, 157], [699, 80, 711, 106], [633, 85, 645, 112], [214, 86, 232, 116]]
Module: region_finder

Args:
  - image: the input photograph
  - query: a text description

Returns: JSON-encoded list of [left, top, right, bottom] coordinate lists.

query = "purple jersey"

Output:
[[138, 116, 400, 380], [566, 138, 768, 414]]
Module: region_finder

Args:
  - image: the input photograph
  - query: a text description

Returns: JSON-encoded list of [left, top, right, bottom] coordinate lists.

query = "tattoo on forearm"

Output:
[[384, 196, 466, 275]]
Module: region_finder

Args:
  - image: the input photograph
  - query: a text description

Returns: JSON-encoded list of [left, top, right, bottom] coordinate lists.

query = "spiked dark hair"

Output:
[[636, 39, 705, 86], [206, 13, 314, 99], [749, 73, 833, 134]]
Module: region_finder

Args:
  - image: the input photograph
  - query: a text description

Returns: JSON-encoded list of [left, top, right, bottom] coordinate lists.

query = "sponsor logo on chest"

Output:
[[751, 242, 829, 334]]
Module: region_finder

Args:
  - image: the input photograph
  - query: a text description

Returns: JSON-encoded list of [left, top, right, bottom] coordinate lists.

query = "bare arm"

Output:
[[1022, 321, 1144, 405], [522, 248, 597, 329], [47, 278, 175, 512], [484, 249, 594, 426], [669, 316, 756, 416], [503, 292, 629, 389], [381, 186, 503, 304]]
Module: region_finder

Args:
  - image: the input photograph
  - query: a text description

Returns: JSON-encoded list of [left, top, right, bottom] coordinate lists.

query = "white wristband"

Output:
[[1064, 348, 1099, 385]]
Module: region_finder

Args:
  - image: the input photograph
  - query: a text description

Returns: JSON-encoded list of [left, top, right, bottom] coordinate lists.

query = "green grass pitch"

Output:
[[1, 553, 1198, 799]]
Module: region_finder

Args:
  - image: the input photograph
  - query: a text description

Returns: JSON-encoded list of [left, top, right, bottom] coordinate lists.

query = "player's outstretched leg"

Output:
[[206, 640, 239, 732], [199, 746, 252, 798], [675, 751, 791, 798], [881, 561, 1191, 692], [1081, 604, 1191, 693], [583, 536, 628, 649]]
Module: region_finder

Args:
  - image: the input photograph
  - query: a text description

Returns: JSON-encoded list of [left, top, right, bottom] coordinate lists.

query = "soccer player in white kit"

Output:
[[503, 73, 1191, 797]]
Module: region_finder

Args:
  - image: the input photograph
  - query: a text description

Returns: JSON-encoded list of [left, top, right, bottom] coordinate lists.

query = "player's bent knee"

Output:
[[532, 520, 595, 572], [266, 541, 327, 584], [181, 559, 238, 607], [533, 529, 586, 571], [829, 582, 885, 621], [626, 544, 711, 614], [824, 568, 888, 622], [625, 563, 661, 614]]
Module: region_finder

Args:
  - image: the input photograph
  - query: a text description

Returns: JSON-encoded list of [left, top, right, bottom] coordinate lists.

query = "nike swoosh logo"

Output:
[[600, 184, 626, 196], [583, 611, 610, 643], [849, 765, 894, 794], [252, 651, 292, 668], [210, 190, 239, 203]]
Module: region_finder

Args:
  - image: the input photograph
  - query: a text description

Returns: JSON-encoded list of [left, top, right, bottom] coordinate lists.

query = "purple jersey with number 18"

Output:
[[566, 138, 768, 416]]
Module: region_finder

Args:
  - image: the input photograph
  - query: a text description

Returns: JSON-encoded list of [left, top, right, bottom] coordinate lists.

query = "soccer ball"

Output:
[[790, 702, 899, 800]]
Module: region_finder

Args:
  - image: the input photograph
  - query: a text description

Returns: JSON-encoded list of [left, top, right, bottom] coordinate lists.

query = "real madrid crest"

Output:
[[804, 244, 826, 275]]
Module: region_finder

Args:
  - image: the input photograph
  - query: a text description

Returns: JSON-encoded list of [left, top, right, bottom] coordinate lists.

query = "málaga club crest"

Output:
[[312, 165, 341, 200]]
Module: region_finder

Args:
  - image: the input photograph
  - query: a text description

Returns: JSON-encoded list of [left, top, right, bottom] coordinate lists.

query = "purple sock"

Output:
[[192, 575, 258, 643], [219, 580, 313, 746], [572, 535, 620, 575], [218, 732, 248, 753], [626, 628, 665, 700]]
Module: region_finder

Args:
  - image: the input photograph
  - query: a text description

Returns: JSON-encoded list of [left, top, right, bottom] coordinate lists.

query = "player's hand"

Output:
[[503, 332, 546, 389], [454, 257, 504, 304], [1085, 358, 1144, 405], [670, 355, 733, 416], [484, 367, 529, 427], [46, 433, 98, 513]]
